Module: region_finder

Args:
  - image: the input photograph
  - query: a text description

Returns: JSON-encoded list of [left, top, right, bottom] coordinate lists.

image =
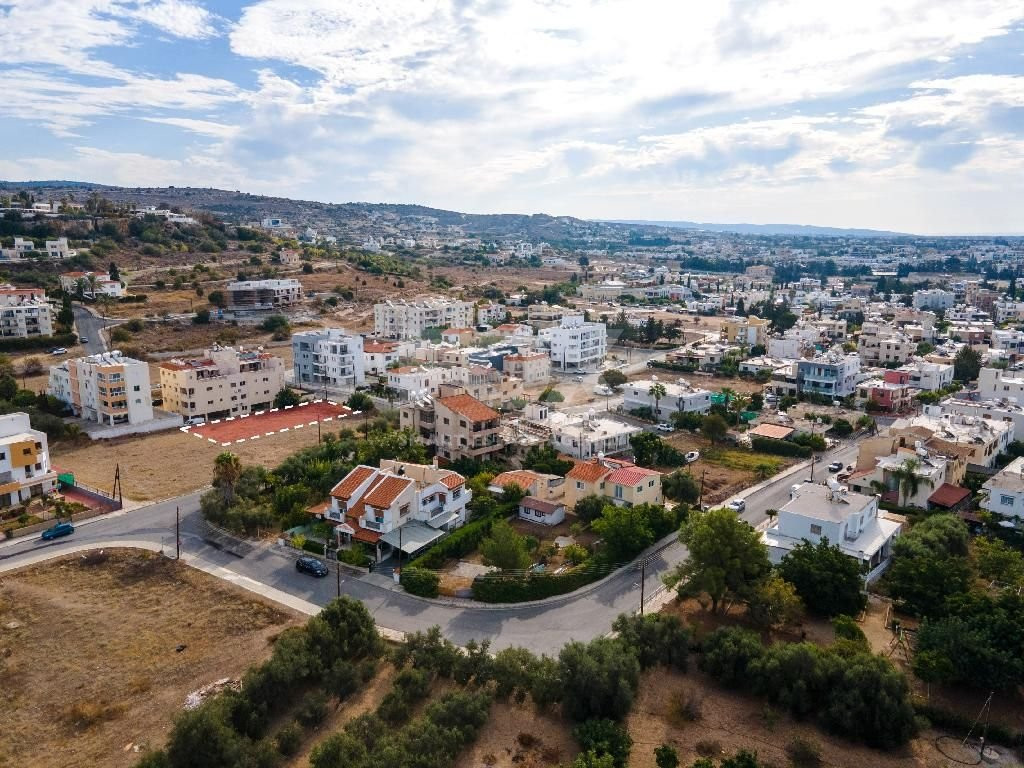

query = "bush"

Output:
[[785, 737, 822, 768], [471, 567, 599, 603], [193, 309, 211, 324], [337, 545, 372, 568], [573, 719, 632, 768], [0, 331, 76, 352], [750, 436, 812, 458], [559, 637, 640, 721], [699, 627, 764, 687], [111, 327, 133, 343], [408, 518, 494, 570], [400, 567, 440, 598], [276, 722, 302, 756], [611, 613, 690, 670]]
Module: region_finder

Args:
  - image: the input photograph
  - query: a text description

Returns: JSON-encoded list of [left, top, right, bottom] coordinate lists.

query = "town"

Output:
[[0, 183, 1021, 768]]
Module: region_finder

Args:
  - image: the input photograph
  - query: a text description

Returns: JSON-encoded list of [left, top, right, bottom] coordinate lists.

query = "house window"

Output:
[[576, 481, 584, 490], [614, 485, 623, 498], [810, 524, 822, 535], [400, 504, 410, 516], [1001, 494, 1014, 507]]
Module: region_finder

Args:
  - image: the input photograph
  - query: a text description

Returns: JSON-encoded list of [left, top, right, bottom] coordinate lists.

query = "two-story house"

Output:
[[563, 456, 663, 509], [981, 457, 1024, 523], [400, 389, 504, 463]]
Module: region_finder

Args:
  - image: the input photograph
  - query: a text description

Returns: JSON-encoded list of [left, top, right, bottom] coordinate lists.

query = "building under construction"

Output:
[[226, 279, 302, 311]]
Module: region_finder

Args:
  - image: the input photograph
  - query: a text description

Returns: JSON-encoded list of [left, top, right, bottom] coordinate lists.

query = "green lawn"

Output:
[[703, 448, 784, 475]]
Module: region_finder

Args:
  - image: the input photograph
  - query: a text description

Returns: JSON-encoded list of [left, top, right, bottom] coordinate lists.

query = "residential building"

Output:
[[720, 315, 770, 348], [796, 351, 861, 399], [0, 412, 57, 506], [49, 351, 153, 426], [441, 327, 478, 346], [978, 367, 1024, 401], [292, 328, 365, 389], [0, 286, 53, 338], [59, 270, 124, 298], [160, 346, 285, 421], [994, 301, 1024, 324], [448, 367, 522, 408], [898, 360, 954, 392], [890, 409, 1014, 469], [938, 397, 1024, 443], [400, 390, 503, 463], [227, 278, 302, 311], [320, 460, 470, 559], [622, 378, 713, 420], [539, 314, 607, 372], [767, 336, 805, 359], [563, 456, 662, 508], [517, 497, 567, 526], [990, 329, 1024, 358], [488, 469, 565, 501], [374, 297, 475, 340], [763, 481, 903, 581], [855, 370, 912, 413], [476, 303, 508, 326], [387, 366, 455, 402], [857, 321, 914, 365], [846, 445, 951, 509], [912, 289, 955, 311], [526, 304, 571, 329], [0, 236, 75, 261], [665, 342, 735, 371], [363, 339, 415, 376], [502, 352, 549, 386], [981, 457, 1024, 522], [548, 410, 641, 459]]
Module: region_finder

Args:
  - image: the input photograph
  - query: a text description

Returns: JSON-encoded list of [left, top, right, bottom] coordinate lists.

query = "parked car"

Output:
[[790, 483, 803, 498], [49, 347, 67, 355], [685, 450, 700, 463], [295, 556, 329, 577], [79, 337, 88, 344], [727, 499, 746, 513], [656, 423, 673, 433], [40, 522, 74, 541], [186, 416, 206, 426], [828, 461, 844, 473]]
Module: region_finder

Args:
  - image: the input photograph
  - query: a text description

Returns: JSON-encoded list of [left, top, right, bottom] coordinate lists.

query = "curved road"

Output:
[[0, 443, 858, 653]]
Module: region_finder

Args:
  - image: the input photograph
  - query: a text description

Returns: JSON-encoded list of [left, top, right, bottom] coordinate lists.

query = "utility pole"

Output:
[[336, 560, 341, 598], [639, 559, 646, 615], [698, 468, 707, 508], [175, 506, 180, 560]]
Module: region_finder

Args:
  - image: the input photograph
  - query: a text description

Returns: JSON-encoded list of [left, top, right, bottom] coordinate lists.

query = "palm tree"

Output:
[[213, 452, 242, 503], [648, 382, 667, 420], [891, 458, 921, 506]]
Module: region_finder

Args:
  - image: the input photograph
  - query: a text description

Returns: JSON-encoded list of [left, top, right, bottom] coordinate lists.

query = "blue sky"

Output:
[[2, 0, 1023, 234]]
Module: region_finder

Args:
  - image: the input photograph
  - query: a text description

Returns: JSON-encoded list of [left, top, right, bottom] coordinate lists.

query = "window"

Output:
[[810, 524, 822, 535], [1001, 494, 1015, 507], [576, 481, 584, 490], [614, 485, 623, 498], [399, 504, 410, 516]]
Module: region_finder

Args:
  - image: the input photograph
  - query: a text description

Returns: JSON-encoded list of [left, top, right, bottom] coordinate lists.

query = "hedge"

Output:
[[471, 567, 599, 603], [751, 436, 812, 458], [400, 567, 440, 598], [407, 517, 495, 570], [0, 332, 76, 352], [118, 294, 148, 303]]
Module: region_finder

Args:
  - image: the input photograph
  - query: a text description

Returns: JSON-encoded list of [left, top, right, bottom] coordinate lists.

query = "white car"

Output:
[[727, 499, 746, 513], [656, 423, 673, 433], [685, 451, 700, 463], [594, 385, 614, 396]]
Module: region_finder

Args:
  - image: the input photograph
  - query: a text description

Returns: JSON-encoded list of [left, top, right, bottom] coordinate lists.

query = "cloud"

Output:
[[129, 0, 219, 39]]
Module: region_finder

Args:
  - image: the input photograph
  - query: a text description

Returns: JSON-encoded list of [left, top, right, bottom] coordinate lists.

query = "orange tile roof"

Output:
[[308, 500, 332, 516], [748, 423, 794, 440], [346, 514, 381, 544], [330, 465, 376, 499], [438, 393, 499, 422], [364, 341, 398, 353], [567, 460, 613, 484], [363, 475, 413, 508], [439, 472, 465, 489], [606, 466, 661, 486], [491, 470, 541, 492]]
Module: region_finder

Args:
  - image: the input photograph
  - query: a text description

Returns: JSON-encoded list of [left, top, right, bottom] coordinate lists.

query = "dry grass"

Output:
[[662, 432, 794, 504], [50, 419, 347, 502], [0, 549, 301, 768], [453, 699, 577, 768]]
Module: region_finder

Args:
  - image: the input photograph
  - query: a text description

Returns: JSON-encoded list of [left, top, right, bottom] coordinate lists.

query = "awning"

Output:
[[426, 510, 458, 529], [381, 520, 445, 554]]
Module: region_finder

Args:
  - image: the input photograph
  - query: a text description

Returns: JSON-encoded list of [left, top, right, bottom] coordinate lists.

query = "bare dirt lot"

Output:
[[661, 432, 793, 505], [454, 699, 578, 768], [187, 401, 354, 443], [0, 549, 301, 768], [50, 420, 349, 502]]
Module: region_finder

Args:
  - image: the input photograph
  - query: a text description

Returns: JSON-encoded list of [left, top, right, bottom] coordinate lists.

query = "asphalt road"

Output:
[[0, 441, 860, 652], [72, 305, 116, 354]]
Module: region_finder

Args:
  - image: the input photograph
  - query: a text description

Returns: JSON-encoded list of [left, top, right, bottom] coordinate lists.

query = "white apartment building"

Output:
[[363, 339, 415, 376], [292, 328, 365, 390], [990, 329, 1024, 357], [387, 365, 454, 402], [981, 457, 1024, 523], [0, 286, 53, 338], [938, 397, 1024, 443], [0, 412, 57, 507], [796, 351, 861, 399], [978, 367, 1024, 401], [160, 346, 286, 421], [539, 314, 607, 372], [227, 279, 302, 311], [623, 378, 713, 420], [49, 351, 153, 426], [857, 321, 915, 365], [547, 410, 641, 459], [898, 360, 954, 392], [994, 301, 1024, 324], [912, 289, 955, 311], [476, 303, 508, 326], [526, 304, 571, 329], [763, 481, 903, 581], [892, 409, 1014, 469], [767, 336, 805, 359], [374, 298, 475, 340]]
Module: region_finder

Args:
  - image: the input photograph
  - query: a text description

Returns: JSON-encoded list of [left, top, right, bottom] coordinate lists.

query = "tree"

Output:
[[701, 413, 728, 444], [212, 452, 242, 503], [192, 309, 211, 324], [574, 719, 632, 768], [559, 637, 640, 721], [346, 391, 375, 412], [592, 504, 657, 562], [777, 538, 866, 617], [57, 293, 74, 328], [668, 507, 772, 613], [830, 418, 853, 437], [574, 494, 607, 523], [747, 573, 804, 629], [629, 431, 663, 467], [891, 458, 921, 505], [886, 514, 971, 616], [207, 290, 227, 308], [599, 369, 627, 389], [523, 442, 574, 475], [108, 261, 120, 282], [662, 470, 699, 504], [953, 346, 982, 382], [655, 744, 679, 768], [356, 428, 426, 466], [479, 519, 532, 571], [274, 388, 301, 408], [648, 382, 667, 418]]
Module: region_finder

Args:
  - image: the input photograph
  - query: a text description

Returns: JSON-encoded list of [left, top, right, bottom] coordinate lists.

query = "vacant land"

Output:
[[0, 549, 301, 768], [50, 420, 345, 502], [454, 699, 578, 768], [662, 432, 794, 504]]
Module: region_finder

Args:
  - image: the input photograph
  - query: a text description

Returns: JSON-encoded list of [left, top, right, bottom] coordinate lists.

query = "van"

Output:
[[186, 416, 206, 426]]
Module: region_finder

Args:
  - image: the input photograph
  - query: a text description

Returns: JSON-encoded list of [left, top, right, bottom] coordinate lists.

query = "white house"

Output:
[[898, 360, 954, 392], [517, 496, 567, 526], [476, 303, 508, 326], [912, 289, 955, 311], [539, 314, 607, 372], [548, 410, 641, 459], [0, 412, 57, 507], [622, 378, 713, 420], [763, 480, 903, 581], [981, 457, 1024, 523]]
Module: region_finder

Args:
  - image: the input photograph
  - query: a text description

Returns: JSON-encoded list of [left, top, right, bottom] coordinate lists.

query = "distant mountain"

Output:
[[607, 219, 910, 238]]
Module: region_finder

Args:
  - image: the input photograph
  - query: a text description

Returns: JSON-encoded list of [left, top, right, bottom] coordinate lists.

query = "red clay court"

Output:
[[182, 401, 357, 445]]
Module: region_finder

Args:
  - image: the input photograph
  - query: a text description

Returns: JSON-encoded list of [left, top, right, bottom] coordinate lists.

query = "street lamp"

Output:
[[809, 417, 823, 481]]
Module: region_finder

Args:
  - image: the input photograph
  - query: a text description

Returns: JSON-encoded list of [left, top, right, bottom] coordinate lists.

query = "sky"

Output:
[[1, 1, 1023, 235]]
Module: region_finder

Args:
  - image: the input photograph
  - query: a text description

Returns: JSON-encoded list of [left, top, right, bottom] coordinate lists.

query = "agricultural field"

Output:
[[0, 550, 301, 768]]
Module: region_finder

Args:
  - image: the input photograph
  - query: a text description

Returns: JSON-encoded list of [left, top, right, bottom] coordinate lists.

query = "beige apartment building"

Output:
[[401, 390, 504, 463], [503, 352, 549, 386], [48, 351, 153, 426], [160, 346, 285, 421]]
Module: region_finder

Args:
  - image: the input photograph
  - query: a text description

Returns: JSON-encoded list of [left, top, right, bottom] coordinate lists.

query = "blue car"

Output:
[[295, 556, 329, 577], [41, 522, 75, 541]]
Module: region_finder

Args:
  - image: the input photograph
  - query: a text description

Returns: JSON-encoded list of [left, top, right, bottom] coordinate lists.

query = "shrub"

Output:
[[699, 627, 764, 687], [0, 331, 77, 352], [400, 567, 440, 598], [611, 613, 690, 670], [559, 637, 640, 721], [573, 719, 632, 768], [785, 737, 822, 768], [750, 436, 811, 458], [276, 721, 302, 756]]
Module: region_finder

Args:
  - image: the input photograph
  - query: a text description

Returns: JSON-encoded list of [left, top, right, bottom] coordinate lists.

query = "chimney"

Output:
[[432, 455, 439, 470]]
